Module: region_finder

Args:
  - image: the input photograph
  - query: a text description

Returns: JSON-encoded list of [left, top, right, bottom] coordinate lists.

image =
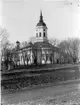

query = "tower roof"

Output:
[[36, 11, 47, 27]]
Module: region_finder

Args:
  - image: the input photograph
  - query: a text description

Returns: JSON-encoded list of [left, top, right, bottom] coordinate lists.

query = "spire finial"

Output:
[[39, 10, 43, 22], [40, 10, 42, 17]]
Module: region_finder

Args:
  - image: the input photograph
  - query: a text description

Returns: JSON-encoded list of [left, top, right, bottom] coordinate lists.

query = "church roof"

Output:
[[20, 42, 36, 50], [19, 41, 53, 50], [16, 40, 20, 44], [15, 41, 59, 52], [36, 22, 46, 27], [33, 41, 53, 49], [36, 11, 47, 27]]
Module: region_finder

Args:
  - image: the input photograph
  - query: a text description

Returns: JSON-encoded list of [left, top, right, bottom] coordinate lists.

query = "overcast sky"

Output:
[[1, 0, 80, 43]]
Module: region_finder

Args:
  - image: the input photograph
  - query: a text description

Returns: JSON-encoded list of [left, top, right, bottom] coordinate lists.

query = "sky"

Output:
[[1, 0, 80, 43]]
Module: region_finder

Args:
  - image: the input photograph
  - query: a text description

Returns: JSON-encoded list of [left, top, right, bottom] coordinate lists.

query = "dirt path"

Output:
[[2, 79, 80, 105]]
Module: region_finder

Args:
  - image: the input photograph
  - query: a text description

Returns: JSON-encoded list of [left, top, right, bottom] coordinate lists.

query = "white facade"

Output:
[[35, 26, 48, 42]]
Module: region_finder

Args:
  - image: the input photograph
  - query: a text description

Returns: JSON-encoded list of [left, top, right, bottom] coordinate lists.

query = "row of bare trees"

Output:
[[0, 28, 14, 70], [0, 28, 80, 71], [58, 38, 80, 63]]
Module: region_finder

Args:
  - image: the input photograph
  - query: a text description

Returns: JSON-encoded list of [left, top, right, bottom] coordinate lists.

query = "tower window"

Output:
[[44, 32, 45, 37], [39, 32, 41, 37], [44, 29, 45, 31], [36, 33, 38, 37]]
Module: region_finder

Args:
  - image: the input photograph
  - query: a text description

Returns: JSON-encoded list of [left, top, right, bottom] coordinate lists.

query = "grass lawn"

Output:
[[2, 63, 80, 74]]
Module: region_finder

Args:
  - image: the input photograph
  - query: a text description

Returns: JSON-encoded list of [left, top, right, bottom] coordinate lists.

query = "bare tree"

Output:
[[67, 38, 80, 63], [0, 28, 13, 70], [20, 41, 28, 48], [49, 38, 60, 47], [58, 38, 80, 63], [0, 28, 9, 49]]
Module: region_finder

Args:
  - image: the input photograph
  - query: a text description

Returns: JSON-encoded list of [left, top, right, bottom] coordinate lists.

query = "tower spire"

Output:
[[40, 10, 42, 17], [39, 10, 43, 22]]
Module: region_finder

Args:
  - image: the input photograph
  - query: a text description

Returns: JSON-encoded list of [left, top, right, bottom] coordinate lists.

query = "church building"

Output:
[[15, 11, 59, 65]]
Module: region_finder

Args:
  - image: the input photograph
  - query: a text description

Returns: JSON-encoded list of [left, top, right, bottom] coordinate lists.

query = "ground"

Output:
[[2, 79, 80, 105], [2, 63, 80, 73], [1, 64, 80, 105]]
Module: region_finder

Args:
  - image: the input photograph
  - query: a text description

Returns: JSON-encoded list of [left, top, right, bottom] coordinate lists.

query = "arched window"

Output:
[[44, 32, 45, 37], [39, 32, 41, 37]]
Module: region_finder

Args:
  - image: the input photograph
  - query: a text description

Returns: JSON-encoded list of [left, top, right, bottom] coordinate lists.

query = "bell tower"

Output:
[[35, 11, 48, 42]]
